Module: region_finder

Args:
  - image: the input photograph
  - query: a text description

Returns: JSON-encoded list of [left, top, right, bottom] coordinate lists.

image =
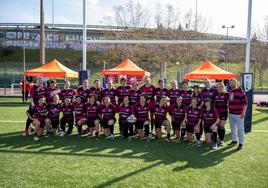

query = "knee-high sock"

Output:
[[195, 132, 201, 140], [144, 124, 150, 137], [110, 124, 114, 135], [181, 128, 186, 139], [212, 132, 217, 144], [218, 125, 225, 141], [25, 118, 32, 130]]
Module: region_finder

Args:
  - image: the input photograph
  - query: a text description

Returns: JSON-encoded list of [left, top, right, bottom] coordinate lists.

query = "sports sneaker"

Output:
[[60, 131, 65, 137], [33, 136, 40, 141], [128, 136, 132, 141], [211, 143, 217, 150], [219, 140, 224, 146], [167, 138, 171, 144], [22, 130, 29, 136], [77, 133, 81, 139], [197, 140, 202, 146], [237, 144, 243, 150], [111, 134, 115, 140]]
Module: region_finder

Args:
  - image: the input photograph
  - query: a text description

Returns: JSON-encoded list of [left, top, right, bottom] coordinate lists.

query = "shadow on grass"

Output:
[[0, 130, 237, 187], [253, 108, 268, 125], [0, 101, 29, 107]]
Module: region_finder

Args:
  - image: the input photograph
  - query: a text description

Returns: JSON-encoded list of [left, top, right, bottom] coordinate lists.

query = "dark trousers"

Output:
[[22, 91, 29, 102]]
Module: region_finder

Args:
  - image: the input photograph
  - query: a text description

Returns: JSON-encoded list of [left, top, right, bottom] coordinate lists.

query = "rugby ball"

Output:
[[127, 115, 137, 123]]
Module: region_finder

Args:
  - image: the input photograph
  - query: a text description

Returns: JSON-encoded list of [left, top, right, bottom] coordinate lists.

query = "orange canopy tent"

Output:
[[102, 58, 150, 77], [184, 60, 237, 80], [24, 59, 78, 78]]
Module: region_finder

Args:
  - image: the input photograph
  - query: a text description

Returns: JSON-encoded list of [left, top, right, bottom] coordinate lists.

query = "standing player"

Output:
[[45, 94, 61, 135], [214, 82, 229, 146], [73, 96, 87, 138], [101, 80, 117, 105], [116, 77, 131, 105], [129, 80, 141, 105], [192, 85, 203, 108], [140, 77, 155, 133], [186, 97, 202, 145], [134, 95, 151, 139], [60, 98, 74, 137], [228, 78, 247, 150], [59, 80, 76, 101], [118, 96, 135, 139], [168, 80, 181, 105], [32, 96, 47, 141], [76, 79, 90, 103], [23, 77, 46, 136], [89, 79, 103, 103], [155, 79, 169, 103], [200, 79, 217, 107], [202, 98, 220, 149], [99, 96, 117, 138], [84, 95, 100, 137], [45, 80, 61, 104], [169, 96, 187, 140], [180, 81, 192, 107], [151, 96, 171, 143]]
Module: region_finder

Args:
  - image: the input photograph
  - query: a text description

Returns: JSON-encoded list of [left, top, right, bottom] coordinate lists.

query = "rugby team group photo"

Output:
[[22, 76, 248, 150]]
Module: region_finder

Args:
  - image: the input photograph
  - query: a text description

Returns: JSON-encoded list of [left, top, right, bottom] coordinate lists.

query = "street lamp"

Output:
[[222, 25, 235, 71]]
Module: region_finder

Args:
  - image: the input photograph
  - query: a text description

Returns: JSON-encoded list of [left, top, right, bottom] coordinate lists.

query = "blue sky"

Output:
[[0, 0, 267, 38]]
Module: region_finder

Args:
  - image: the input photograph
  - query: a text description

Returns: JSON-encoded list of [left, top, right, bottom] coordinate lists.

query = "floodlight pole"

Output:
[[82, 0, 87, 70], [40, 0, 45, 65], [245, 0, 252, 73]]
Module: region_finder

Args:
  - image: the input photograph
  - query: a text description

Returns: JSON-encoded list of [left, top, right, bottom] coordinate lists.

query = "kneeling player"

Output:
[[73, 96, 87, 138], [169, 96, 187, 140], [202, 98, 220, 149], [32, 97, 47, 141], [118, 96, 135, 139], [151, 96, 171, 143], [134, 95, 151, 139], [60, 98, 74, 137], [186, 97, 202, 145], [45, 94, 61, 135], [99, 96, 116, 138], [85, 95, 100, 137]]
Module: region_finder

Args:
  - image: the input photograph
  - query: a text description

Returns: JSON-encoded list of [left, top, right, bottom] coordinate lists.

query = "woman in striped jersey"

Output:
[[214, 82, 229, 146]]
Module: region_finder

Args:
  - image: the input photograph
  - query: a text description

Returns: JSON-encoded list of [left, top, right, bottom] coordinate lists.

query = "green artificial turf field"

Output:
[[0, 98, 267, 188]]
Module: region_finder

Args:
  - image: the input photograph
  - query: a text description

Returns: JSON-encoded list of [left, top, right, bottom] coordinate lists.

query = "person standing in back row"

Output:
[[228, 78, 248, 150]]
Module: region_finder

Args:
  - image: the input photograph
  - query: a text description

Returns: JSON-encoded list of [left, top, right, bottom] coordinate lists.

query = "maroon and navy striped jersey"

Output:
[[202, 108, 219, 126], [186, 107, 201, 127], [134, 104, 151, 122], [89, 87, 103, 102], [168, 88, 181, 104], [169, 104, 187, 123], [47, 103, 61, 120], [129, 89, 141, 105], [117, 104, 134, 123], [99, 104, 116, 121], [151, 104, 169, 122], [33, 105, 47, 120], [60, 88, 76, 100], [155, 88, 169, 102], [101, 88, 117, 105], [73, 103, 86, 120], [229, 87, 248, 115], [116, 86, 132, 104], [181, 90, 192, 107], [84, 102, 100, 120], [214, 92, 229, 113], [61, 104, 74, 119], [76, 87, 90, 102], [140, 85, 156, 105], [201, 88, 217, 102], [30, 86, 46, 105], [45, 88, 61, 104]]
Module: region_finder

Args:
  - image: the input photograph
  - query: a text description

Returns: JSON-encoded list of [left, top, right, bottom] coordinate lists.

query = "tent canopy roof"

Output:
[[184, 60, 237, 80], [24, 59, 78, 78], [102, 58, 150, 76]]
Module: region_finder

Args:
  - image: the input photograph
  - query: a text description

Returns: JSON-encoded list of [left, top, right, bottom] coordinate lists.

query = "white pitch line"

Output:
[[0, 120, 24, 123]]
